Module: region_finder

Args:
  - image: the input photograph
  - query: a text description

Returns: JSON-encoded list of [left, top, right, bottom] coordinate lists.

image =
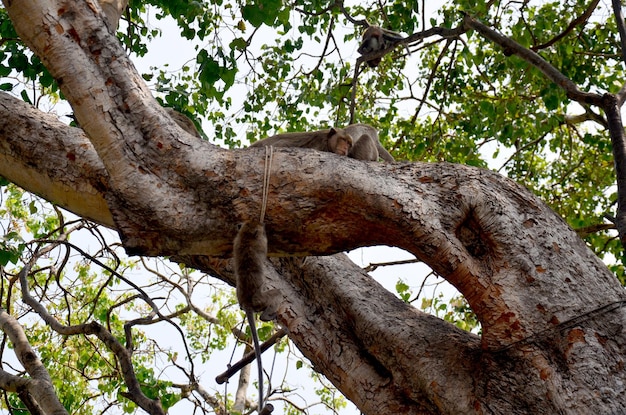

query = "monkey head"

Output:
[[328, 127, 353, 156]]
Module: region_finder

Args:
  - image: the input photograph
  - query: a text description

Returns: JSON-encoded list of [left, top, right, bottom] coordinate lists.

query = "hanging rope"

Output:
[[260, 145, 274, 223]]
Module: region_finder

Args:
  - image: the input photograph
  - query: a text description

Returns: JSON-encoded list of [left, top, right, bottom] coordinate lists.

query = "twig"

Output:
[[216, 328, 287, 384], [531, 0, 600, 51], [462, 14, 603, 106]]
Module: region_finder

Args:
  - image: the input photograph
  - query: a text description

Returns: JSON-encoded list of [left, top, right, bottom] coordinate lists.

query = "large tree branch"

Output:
[[5, 94, 625, 410], [0, 93, 113, 227], [1, 90, 623, 351], [3, 0, 213, 233]]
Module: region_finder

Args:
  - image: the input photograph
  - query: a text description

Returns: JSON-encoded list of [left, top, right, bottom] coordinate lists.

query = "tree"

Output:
[[0, 0, 626, 414]]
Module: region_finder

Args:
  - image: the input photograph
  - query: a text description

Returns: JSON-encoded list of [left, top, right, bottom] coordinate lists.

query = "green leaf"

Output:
[[242, 0, 282, 27]]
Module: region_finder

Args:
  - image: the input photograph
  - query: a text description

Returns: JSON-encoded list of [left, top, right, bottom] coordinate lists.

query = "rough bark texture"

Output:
[[1, 1, 626, 414]]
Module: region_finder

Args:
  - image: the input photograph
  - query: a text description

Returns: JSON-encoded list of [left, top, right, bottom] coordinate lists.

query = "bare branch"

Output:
[[215, 328, 287, 384]]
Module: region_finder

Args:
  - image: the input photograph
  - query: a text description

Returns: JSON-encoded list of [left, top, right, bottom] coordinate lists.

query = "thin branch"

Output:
[[140, 258, 220, 324], [304, 15, 336, 76], [349, 61, 366, 124], [463, 14, 603, 106], [531, 0, 600, 51], [363, 257, 420, 273], [497, 131, 550, 173], [575, 222, 616, 238], [215, 328, 287, 384], [38, 239, 197, 378], [411, 38, 453, 124]]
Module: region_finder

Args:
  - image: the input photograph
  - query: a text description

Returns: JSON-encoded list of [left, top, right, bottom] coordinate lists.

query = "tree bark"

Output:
[[1, 1, 626, 414]]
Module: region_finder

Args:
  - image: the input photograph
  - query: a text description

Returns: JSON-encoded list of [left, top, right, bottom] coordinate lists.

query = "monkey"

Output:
[[358, 26, 385, 67], [233, 220, 277, 415], [164, 107, 201, 138], [357, 25, 407, 67], [344, 123, 395, 162], [251, 127, 353, 156]]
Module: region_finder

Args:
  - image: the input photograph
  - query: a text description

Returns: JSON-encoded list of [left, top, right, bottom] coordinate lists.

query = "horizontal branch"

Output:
[[2, 89, 623, 352], [356, 23, 467, 68], [0, 93, 113, 227]]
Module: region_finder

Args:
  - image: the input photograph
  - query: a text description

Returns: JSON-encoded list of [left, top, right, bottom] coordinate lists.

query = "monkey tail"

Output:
[[247, 310, 268, 413]]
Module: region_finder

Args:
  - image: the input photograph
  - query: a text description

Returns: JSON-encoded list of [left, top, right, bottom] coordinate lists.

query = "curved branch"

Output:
[[336, 1, 369, 27], [564, 106, 609, 129]]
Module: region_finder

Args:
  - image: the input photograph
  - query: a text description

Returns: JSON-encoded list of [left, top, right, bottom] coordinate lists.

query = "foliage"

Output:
[[1, 0, 625, 412]]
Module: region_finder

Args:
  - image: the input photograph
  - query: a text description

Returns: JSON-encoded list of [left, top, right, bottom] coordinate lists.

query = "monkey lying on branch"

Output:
[[251, 124, 394, 162], [251, 127, 353, 156]]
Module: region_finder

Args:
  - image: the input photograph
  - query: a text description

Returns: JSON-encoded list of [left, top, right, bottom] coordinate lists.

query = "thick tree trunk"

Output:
[[1, 1, 626, 414]]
